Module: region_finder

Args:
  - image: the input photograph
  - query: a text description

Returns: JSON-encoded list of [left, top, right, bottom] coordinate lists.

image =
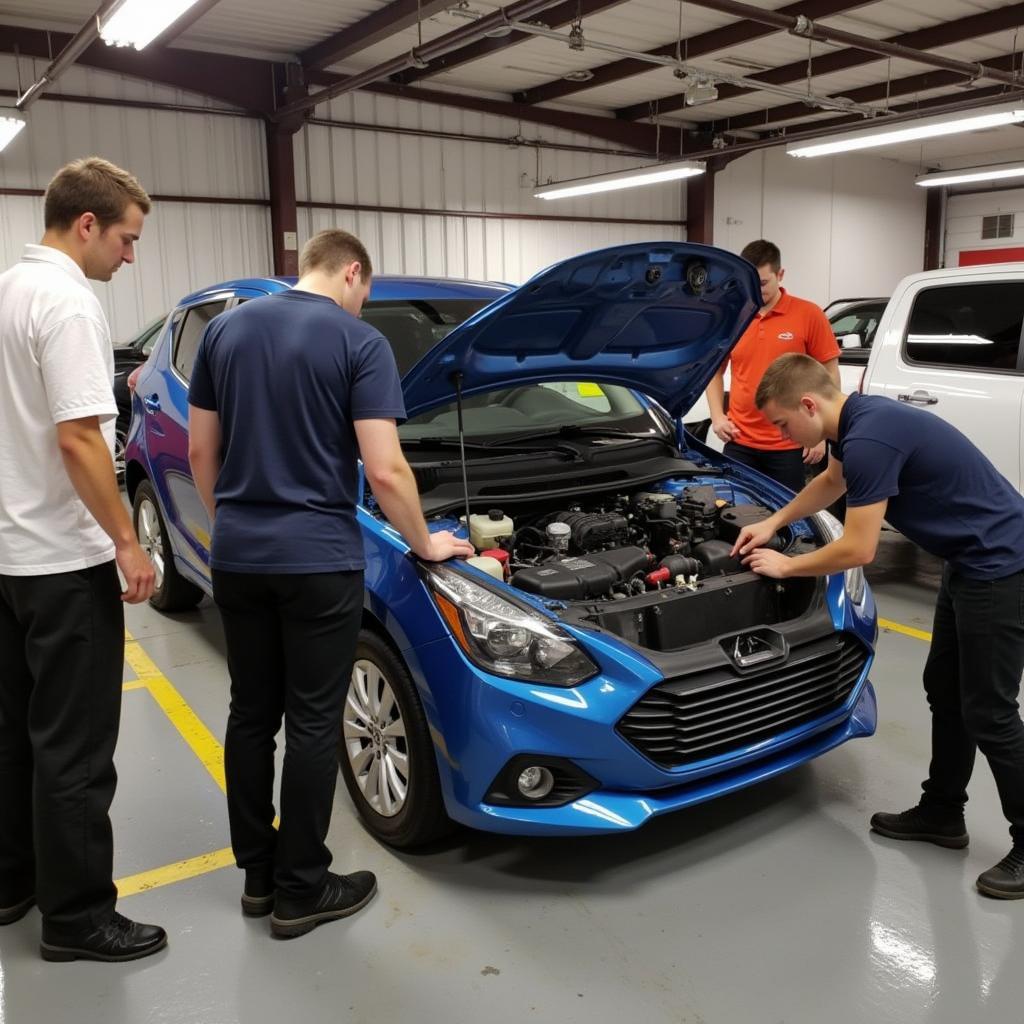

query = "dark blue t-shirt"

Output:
[[833, 393, 1024, 580], [188, 290, 406, 573]]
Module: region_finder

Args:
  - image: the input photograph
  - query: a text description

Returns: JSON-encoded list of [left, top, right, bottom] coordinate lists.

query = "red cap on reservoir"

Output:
[[480, 548, 509, 577]]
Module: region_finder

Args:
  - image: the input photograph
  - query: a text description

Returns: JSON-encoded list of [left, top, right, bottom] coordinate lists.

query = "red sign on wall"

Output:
[[958, 247, 1024, 266]]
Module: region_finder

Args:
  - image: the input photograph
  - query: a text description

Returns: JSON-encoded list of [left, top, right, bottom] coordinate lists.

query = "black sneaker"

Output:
[[40, 912, 168, 963], [870, 806, 969, 849], [241, 869, 275, 918], [977, 847, 1024, 899], [0, 893, 35, 926], [270, 871, 377, 939]]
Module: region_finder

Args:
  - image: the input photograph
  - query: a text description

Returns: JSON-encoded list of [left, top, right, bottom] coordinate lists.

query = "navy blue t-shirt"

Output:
[[833, 393, 1024, 580], [188, 290, 406, 573]]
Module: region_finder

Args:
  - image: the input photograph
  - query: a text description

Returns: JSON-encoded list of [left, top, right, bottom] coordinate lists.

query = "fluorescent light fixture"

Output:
[[100, 0, 203, 50], [915, 161, 1024, 188], [0, 112, 26, 153], [534, 159, 705, 200], [787, 106, 1024, 159]]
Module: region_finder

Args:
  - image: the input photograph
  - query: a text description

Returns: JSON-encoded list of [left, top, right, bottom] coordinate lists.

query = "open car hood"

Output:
[[400, 242, 761, 419]]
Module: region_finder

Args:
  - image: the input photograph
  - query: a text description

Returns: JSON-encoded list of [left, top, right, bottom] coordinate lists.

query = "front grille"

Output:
[[617, 633, 869, 769]]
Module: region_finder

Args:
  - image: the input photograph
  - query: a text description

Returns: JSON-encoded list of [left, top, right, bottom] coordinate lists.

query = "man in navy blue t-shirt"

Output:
[[187, 230, 472, 938], [731, 352, 1024, 900]]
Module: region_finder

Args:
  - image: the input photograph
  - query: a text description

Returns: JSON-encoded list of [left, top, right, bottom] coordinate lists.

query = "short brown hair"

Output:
[[299, 229, 373, 278], [44, 157, 151, 231], [741, 238, 781, 273], [756, 353, 840, 409]]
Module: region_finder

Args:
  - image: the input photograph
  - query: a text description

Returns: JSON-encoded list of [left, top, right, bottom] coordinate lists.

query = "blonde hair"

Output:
[[299, 229, 373, 278], [756, 353, 840, 409], [44, 157, 151, 230]]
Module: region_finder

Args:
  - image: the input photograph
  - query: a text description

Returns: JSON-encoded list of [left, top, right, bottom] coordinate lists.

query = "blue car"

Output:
[[125, 242, 877, 848]]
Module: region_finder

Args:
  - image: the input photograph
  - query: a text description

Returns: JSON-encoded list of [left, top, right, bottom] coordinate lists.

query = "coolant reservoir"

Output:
[[468, 509, 514, 550], [466, 556, 504, 581]]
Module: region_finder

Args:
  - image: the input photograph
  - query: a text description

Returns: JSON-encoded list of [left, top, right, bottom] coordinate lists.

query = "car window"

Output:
[[903, 283, 1024, 372], [400, 382, 656, 441], [172, 300, 229, 381], [361, 299, 493, 375], [140, 319, 165, 356], [829, 302, 886, 363]]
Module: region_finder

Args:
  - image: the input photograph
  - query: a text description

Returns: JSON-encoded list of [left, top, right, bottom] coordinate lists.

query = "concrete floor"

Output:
[[2, 532, 1022, 1024]]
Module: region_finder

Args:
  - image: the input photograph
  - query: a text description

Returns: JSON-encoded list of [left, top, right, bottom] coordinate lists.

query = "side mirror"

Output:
[[839, 332, 862, 350]]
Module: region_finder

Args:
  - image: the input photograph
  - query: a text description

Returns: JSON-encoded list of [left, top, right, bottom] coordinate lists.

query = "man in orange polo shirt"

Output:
[[706, 239, 840, 493]]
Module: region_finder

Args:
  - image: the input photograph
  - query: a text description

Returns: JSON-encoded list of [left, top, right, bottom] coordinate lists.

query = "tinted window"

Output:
[[903, 283, 1024, 371], [140, 319, 165, 356], [361, 299, 492, 375], [829, 302, 886, 364], [173, 301, 229, 380]]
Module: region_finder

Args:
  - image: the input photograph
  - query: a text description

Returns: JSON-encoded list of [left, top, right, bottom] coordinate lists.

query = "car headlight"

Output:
[[812, 511, 866, 605], [422, 563, 597, 687]]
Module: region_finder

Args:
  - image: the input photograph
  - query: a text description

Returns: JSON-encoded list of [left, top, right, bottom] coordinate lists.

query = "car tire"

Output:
[[338, 629, 453, 849], [132, 479, 204, 612]]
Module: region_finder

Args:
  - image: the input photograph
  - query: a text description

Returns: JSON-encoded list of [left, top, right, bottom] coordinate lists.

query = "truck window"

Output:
[[903, 282, 1024, 372]]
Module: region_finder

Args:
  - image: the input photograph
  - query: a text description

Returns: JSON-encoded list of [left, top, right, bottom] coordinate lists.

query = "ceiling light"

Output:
[[100, 0, 205, 50], [787, 105, 1024, 158], [915, 161, 1024, 187], [563, 69, 594, 82], [534, 158, 705, 200], [0, 112, 26, 153], [685, 78, 718, 106]]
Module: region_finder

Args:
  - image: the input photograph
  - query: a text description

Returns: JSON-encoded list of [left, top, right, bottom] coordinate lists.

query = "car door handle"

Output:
[[897, 391, 938, 406], [143, 394, 162, 414]]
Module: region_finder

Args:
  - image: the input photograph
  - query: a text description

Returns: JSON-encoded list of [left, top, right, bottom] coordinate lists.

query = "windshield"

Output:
[[360, 297, 668, 444]]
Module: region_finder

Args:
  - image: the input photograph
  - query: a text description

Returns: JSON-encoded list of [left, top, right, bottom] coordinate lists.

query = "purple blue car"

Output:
[[125, 242, 878, 848]]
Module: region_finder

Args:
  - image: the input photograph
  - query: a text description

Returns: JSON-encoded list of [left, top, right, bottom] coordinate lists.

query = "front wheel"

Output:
[[132, 480, 203, 612], [337, 629, 453, 849]]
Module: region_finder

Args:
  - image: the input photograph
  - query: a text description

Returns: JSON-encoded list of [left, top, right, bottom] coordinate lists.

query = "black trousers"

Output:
[[0, 563, 123, 929], [920, 566, 1024, 845], [212, 569, 363, 897], [723, 441, 807, 495]]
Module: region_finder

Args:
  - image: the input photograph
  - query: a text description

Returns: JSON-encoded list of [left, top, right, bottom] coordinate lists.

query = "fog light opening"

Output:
[[517, 765, 555, 800]]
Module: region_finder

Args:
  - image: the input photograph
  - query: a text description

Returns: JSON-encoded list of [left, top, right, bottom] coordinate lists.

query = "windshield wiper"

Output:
[[403, 436, 581, 458], [481, 424, 674, 448]]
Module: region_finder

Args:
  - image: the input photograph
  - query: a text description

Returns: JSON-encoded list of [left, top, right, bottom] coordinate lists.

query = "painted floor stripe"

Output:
[[878, 617, 932, 643], [116, 846, 236, 898]]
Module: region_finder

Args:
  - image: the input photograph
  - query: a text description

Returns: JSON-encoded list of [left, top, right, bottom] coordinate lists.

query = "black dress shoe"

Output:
[[270, 870, 377, 939], [977, 847, 1024, 899], [241, 869, 275, 917], [0, 894, 36, 926], [870, 806, 969, 849], [40, 911, 168, 963]]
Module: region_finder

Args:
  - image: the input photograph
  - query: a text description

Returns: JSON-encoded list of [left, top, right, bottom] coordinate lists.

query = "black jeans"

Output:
[[0, 563, 123, 929], [920, 566, 1024, 845], [213, 569, 363, 897], [723, 441, 807, 495]]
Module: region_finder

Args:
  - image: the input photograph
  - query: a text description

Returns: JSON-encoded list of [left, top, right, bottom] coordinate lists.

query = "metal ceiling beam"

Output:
[[273, 0, 579, 121], [149, 0, 224, 48], [617, 0, 1024, 120], [312, 73, 683, 153], [718, 52, 1021, 135], [301, 0, 453, 71], [391, 0, 627, 86], [515, 0, 871, 106], [1, 25, 277, 114]]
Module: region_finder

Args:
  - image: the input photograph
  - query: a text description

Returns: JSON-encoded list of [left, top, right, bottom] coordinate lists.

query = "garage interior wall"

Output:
[[944, 189, 1024, 267], [295, 92, 685, 285], [713, 147, 927, 306], [0, 57, 270, 341]]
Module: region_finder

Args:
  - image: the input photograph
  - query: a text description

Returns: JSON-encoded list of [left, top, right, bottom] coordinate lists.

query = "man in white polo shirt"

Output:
[[0, 157, 165, 963]]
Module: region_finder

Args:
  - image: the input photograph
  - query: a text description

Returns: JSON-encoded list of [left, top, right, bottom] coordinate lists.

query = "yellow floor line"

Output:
[[878, 617, 932, 643], [116, 846, 236, 898], [122, 679, 149, 692]]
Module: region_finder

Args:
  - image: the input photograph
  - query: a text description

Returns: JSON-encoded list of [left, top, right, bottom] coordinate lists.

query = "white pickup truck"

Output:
[[860, 262, 1024, 491]]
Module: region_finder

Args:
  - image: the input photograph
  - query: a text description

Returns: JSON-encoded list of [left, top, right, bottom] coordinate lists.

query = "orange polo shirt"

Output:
[[722, 288, 840, 451]]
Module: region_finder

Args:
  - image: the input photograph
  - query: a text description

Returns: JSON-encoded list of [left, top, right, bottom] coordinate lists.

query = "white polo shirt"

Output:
[[0, 244, 118, 575]]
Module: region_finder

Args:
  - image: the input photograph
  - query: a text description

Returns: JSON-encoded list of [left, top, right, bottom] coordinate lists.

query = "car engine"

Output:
[[472, 486, 787, 603]]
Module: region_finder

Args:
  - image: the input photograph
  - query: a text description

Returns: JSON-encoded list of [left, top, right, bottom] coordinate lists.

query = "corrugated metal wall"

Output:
[[0, 57, 271, 340], [295, 92, 686, 284], [0, 56, 685, 337]]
